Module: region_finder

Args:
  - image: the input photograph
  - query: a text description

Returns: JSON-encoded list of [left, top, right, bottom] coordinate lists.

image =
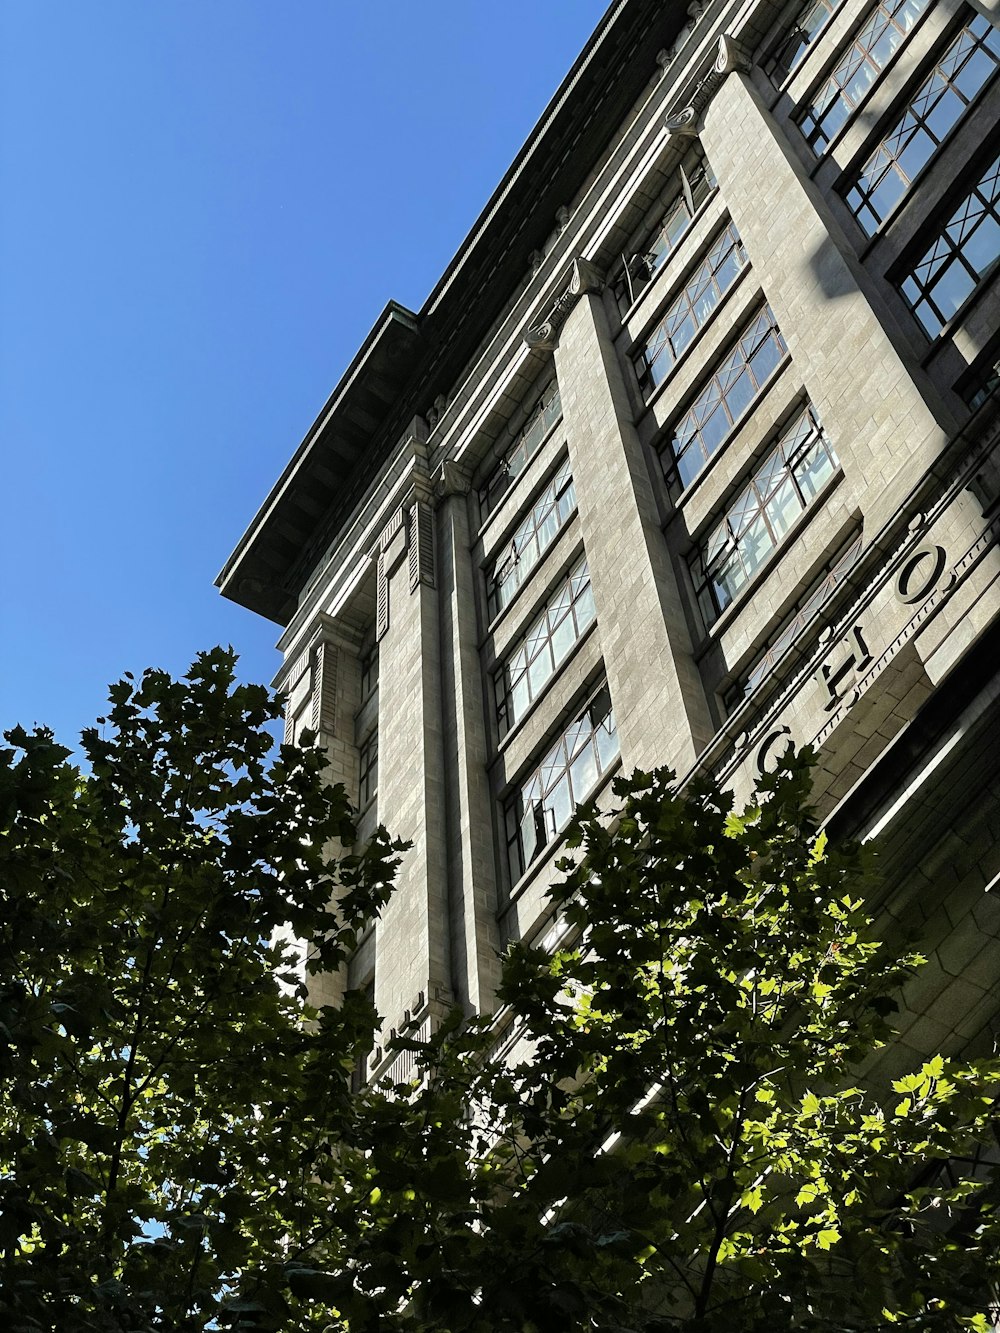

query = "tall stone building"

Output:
[[219, 0, 1000, 1084]]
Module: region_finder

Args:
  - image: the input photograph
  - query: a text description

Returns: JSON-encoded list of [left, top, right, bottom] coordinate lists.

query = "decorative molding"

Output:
[[408, 502, 435, 592], [434, 458, 474, 501], [375, 551, 389, 642], [665, 32, 752, 139], [524, 256, 604, 350], [312, 639, 339, 737]]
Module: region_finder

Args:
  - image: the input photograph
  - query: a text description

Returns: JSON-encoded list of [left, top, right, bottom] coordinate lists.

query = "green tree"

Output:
[[314, 760, 1000, 1333], [3, 658, 999, 1332], [0, 650, 402, 1331]]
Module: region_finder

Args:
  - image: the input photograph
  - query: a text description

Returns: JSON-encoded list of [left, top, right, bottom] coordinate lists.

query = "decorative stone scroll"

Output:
[[524, 257, 604, 351], [665, 32, 752, 139]]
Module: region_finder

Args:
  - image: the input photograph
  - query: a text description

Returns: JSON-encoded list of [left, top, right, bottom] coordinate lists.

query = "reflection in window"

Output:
[[662, 305, 787, 490], [798, 0, 930, 152], [765, 0, 841, 84], [495, 557, 596, 738], [503, 684, 618, 884], [480, 381, 562, 521], [358, 730, 378, 808], [612, 149, 716, 315], [899, 153, 1000, 336], [690, 404, 840, 625], [845, 16, 1000, 236], [485, 459, 576, 620], [633, 222, 749, 398], [724, 531, 862, 710]]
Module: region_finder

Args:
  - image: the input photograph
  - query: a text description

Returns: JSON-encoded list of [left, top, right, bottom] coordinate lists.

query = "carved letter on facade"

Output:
[[895, 545, 947, 605], [818, 625, 873, 711]]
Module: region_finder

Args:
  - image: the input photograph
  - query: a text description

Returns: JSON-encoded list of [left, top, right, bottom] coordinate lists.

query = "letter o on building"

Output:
[[895, 545, 946, 605]]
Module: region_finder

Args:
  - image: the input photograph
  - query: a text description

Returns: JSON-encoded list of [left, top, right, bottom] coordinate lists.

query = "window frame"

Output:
[[484, 456, 577, 623], [632, 220, 750, 400], [896, 149, 1000, 338], [502, 681, 619, 887], [358, 728, 378, 810], [763, 0, 843, 87], [660, 303, 789, 493], [689, 403, 842, 627], [493, 553, 597, 740], [610, 146, 717, 318], [478, 380, 562, 524], [723, 528, 863, 711], [843, 13, 1000, 238], [796, 0, 932, 154]]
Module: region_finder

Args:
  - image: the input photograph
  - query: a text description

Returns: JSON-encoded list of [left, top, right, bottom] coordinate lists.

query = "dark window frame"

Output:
[[494, 554, 597, 739], [632, 220, 749, 400], [484, 457, 577, 622], [478, 380, 562, 522], [797, 0, 931, 153], [502, 682, 619, 885], [844, 13, 1000, 237], [358, 729, 378, 809], [689, 403, 841, 626], [763, 0, 842, 86], [660, 303, 788, 492]]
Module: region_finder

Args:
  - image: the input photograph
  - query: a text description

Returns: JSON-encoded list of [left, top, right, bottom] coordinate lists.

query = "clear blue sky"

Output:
[[1, 0, 610, 751]]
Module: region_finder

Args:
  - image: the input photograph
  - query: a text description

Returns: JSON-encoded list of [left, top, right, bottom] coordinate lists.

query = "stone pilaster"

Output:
[[372, 422, 453, 1032], [552, 276, 714, 774], [435, 465, 503, 1013], [698, 65, 950, 535]]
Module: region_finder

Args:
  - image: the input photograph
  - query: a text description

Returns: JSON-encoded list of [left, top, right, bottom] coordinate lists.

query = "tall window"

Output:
[[765, 0, 841, 85], [494, 556, 596, 738], [690, 404, 840, 624], [612, 149, 716, 315], [479, 381, 562, 521], [899, 152, 1000, 336], [724, 530, 862, 709], [845, 15, 1000, 236], [662, 305, 787, 490], [360, 644, 379, 701], [798, 0, 930, 152], [633, 222, 749, 398], [503, 684, 618, 884], [358, 730, 378, 808], [485, 459, 576, 620]]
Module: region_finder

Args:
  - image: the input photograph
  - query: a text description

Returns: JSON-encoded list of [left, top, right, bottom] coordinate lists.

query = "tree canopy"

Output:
[[1, 651, 998, 1331]]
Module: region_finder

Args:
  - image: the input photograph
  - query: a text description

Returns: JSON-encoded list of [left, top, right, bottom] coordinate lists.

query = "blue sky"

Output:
[[1, 0, 610, 751]]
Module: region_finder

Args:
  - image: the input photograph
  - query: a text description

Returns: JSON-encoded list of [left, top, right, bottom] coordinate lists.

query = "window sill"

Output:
[[692, 468, 845, 652]]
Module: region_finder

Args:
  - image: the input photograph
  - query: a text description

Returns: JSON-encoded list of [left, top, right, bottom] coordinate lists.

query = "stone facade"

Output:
[[220, 0, 1000, 1081]]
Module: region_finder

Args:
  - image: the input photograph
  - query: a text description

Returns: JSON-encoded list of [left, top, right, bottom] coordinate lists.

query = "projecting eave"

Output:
[[217, 301, 422, 625]]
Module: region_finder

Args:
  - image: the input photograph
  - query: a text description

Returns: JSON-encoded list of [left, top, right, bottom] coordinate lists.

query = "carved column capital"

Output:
[[665, 31, 752, 137], [524, 256, 605, 351]]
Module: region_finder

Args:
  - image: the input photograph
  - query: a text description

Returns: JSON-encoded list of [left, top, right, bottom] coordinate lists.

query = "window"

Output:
[[765, 0, 841, 85], [899, 152, 1000, 336], [845, 16, 1000, 236], [479, 381, 562, 520], [494, 556, 596, 738], [485, 458, 576, 620], [358, 730, 378, 807], [633, 222, 749, 398], [724, 530, 862, 709], [360, 645, 379, 701], [964, 354, 1000, 410], [662, 305, 788, 490], [612, 149, 716, 315], [690, 404, 840, 624], [798, 0, 930, 152], [503, 684, 618, 884]]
